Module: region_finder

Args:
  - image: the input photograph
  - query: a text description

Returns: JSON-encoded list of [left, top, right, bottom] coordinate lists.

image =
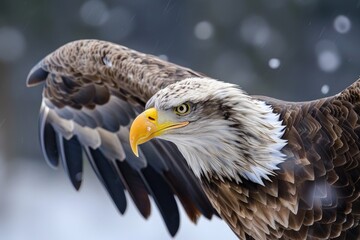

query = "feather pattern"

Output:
[[27, 39, 215, 236], [202, 84, 360, 239], [27, 39, 360, 239]]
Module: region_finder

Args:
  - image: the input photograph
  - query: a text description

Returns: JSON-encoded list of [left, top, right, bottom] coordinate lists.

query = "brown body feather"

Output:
[[202, 82, 360, 239], [27, 39, 360, 239]]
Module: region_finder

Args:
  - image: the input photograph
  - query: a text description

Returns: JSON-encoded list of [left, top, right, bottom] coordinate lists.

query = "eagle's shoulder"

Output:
[[202, 79, 360, 239]]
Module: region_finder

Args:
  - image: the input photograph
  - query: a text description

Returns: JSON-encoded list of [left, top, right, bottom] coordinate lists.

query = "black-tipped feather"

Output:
[[138, 141, 169, 172], [115, 160, 151, 218], [39, 110, 59, 168], [58, 135, 83, 190], [139, 136, 213, 221], [85, 148, 127, 214], [157, 141, 215, 219], [141, 166, 180, 236]]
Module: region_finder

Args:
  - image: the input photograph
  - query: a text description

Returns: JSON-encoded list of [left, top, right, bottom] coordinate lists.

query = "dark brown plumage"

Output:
[[27, 40, 214, 236], [27, 39, 360, 239], [202, 87, 360, 239]]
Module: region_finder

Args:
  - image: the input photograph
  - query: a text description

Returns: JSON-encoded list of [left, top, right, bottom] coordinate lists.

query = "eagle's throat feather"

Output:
[[159, 78, 288, 185]]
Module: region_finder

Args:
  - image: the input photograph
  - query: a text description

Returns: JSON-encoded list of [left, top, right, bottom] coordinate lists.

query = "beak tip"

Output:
[[130, 142, 139, 157], [134, 150, 139, 158]]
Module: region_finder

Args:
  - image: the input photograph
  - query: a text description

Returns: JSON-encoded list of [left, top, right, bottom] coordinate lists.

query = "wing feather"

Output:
[[85, 148, 127, 214], [115, 160, 151, 218], [140, 165, 180, 236], [39, 107, 59, 168], [154, 140, 215, 219], [27, 39, 215, 236], [58, 135, 83, 190]]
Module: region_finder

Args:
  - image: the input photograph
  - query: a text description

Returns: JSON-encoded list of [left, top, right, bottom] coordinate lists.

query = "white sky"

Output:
[[0, 158, 237, 240]]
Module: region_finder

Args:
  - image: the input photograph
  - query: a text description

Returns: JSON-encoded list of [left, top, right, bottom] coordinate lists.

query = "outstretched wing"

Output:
[[26, 39, 215, 236]]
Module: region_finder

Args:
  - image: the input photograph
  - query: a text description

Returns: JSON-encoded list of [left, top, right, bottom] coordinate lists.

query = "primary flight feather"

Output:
[[27, 39, 360, 239]]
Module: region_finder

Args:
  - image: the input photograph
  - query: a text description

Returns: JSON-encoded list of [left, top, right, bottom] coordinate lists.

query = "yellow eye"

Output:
[[174, 103, 191, 115]]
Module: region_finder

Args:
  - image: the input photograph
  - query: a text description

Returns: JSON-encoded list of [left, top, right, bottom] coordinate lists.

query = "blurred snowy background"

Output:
[[0, 0, 360, 239]]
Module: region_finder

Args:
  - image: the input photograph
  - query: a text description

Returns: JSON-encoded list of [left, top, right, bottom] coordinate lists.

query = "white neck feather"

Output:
[[166, 91, 287, 185]]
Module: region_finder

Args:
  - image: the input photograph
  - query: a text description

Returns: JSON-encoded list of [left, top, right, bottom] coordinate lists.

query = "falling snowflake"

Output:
[[316, 40, 341, 73], [268, 58, 281, 69], [194, 21, 214, 40], [321, 84, 330, 94], [333, 15, 351, 34]]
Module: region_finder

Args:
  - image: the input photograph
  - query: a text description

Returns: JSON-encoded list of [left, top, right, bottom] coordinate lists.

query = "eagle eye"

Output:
[[174, 103, 191, 115]]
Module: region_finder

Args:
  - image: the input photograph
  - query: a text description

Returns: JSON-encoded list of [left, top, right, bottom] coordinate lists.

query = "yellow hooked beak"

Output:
[[129, 108, 189, 157]]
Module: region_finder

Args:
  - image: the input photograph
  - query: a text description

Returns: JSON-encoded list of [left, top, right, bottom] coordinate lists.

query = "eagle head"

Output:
[[130, 77, 287, 185]]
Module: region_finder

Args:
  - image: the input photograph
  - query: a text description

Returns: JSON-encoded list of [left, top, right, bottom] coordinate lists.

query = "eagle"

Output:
[[27, 39, 360, 239]]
